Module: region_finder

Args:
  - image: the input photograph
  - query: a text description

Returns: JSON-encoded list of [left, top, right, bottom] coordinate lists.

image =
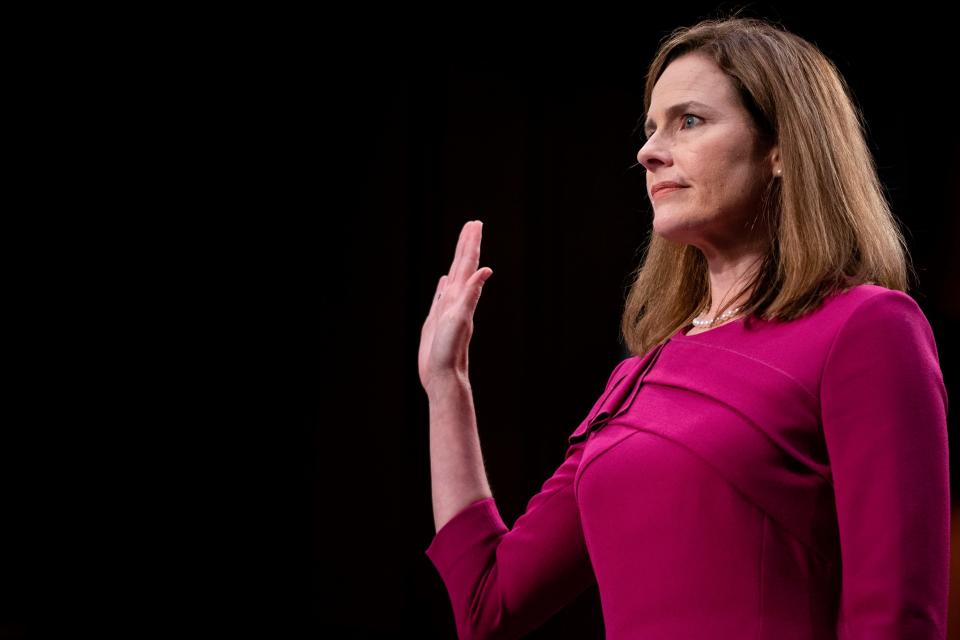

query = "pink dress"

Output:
[[424, 285, 950, 639]]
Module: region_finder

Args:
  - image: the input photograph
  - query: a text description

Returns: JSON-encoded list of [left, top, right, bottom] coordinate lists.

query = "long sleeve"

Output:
[[423, 358, 635, 640], [424, 440, 594, 640], [820, 290, 950, 639]]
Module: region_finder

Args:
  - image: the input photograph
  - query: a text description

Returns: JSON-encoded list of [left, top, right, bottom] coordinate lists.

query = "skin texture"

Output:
[[637, 52, 782, 327]]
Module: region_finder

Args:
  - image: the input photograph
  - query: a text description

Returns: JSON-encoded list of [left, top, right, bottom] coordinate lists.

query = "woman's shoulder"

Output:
[[743, 283, 933, 359], [823, 283, 925, 325], [816, 283, 939, 364], [820, 284, 944, 398]]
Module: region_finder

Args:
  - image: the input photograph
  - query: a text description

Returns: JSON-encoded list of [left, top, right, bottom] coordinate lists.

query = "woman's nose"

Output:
[[636, 136, 669, 171]]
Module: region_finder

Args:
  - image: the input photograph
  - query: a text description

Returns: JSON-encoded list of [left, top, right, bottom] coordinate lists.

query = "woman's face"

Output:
[[637, 52, 779, 256]]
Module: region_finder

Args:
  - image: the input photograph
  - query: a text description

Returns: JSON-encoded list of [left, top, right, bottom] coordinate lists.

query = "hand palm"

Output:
[[419, 220, 493, 391]]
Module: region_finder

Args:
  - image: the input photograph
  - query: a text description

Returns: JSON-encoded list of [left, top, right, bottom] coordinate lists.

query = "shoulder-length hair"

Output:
[[621, 15, 915, 356]]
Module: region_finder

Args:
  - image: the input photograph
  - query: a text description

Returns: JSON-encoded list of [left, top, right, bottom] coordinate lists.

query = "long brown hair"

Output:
[[621, 14, 916, 356]]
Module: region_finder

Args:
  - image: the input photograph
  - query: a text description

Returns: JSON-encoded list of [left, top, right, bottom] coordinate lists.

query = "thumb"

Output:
[[468, 268, 493, 308]]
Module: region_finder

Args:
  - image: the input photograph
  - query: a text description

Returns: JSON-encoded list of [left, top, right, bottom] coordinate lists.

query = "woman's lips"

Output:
[[652, 186, 686, 200]]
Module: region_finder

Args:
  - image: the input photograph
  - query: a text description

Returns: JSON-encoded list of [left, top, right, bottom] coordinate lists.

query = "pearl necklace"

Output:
[[692, 305, 744, 327]]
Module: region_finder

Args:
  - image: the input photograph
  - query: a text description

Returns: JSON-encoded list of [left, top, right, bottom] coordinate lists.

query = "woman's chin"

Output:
[[652, 214, 699, 241]]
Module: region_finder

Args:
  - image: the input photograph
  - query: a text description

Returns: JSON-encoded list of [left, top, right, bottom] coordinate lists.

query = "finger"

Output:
[[455, 221, 482, 284], [447, 221, 473, 281], [466, 267, 493, 310]]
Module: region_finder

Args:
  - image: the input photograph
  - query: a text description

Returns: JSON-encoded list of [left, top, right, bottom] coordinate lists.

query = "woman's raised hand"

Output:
[[419, 220, 494, 393]]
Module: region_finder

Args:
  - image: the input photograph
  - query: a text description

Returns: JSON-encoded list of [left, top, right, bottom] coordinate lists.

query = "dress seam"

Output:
[[817, 290, 887, 443], [670, 340, 819, 403], [596, 425, 833, 567], [641, 381, 831, 485], [573, 428, 644, 501]]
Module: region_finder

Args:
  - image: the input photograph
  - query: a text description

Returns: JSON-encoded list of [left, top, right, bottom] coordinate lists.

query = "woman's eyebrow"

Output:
[[642, 100, 714, 135]]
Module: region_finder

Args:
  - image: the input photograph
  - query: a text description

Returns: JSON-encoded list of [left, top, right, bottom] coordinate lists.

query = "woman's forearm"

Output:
[[427, 373, 494, 534]]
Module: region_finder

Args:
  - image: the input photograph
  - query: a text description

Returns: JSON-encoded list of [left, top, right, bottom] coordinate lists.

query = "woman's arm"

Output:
[[820, 290, 949, 639], [424, 359, 629, 639], [427, 373, 493, 535], [419, 219, 496, 536], [425, 432, 595, 640]]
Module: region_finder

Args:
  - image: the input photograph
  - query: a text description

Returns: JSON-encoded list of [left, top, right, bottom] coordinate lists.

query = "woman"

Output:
[[419, 16, 949, 639]]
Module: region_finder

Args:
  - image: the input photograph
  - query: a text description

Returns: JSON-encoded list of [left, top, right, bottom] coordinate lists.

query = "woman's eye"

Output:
[[680, 114, 702, 130], [638, 114, 701, 142]]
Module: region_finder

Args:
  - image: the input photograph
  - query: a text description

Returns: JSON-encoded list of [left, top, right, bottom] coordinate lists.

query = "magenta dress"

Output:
[[424, 284, 950, 639]]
